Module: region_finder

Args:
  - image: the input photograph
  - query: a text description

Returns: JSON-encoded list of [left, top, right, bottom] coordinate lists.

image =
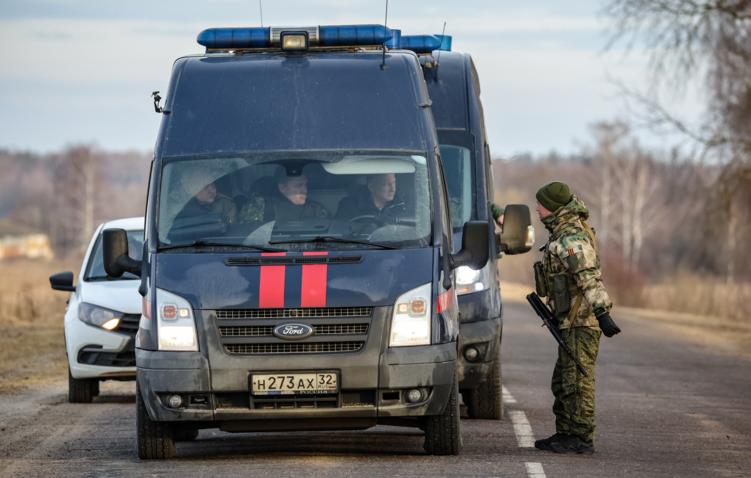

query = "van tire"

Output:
[[423, 375, 462, 455], [466, 342, 503, 420], [68, 369, 96, 403], [137, 382, 175, 459]]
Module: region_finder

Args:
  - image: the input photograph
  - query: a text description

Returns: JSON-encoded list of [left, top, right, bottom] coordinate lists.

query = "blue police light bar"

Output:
[[197, 27, 271, 49], [398, 35, 441, 53], [435, 34, 452, 51], [197, 24, 393, 50], [319, 24, 392, 46], [398, 34, 452, 53]]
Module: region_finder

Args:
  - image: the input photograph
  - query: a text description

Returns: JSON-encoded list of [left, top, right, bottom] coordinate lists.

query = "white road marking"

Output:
[[525, 462, 547, 478], [505, 386, 545, 478], [508, 410, 536, 448], [502, 385, 518, 404]]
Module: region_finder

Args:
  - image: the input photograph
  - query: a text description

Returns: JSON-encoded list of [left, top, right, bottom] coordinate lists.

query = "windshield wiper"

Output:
[[269, 236, 396, 250], [158, 240, 285, 252]]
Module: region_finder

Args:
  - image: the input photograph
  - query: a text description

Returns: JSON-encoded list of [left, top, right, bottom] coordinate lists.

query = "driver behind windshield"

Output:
[[336, 173, 405, 221]]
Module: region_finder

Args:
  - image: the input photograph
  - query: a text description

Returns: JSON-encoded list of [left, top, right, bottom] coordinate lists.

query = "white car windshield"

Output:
[[157, 153, 432, 251], [85, 229, 143, 281]]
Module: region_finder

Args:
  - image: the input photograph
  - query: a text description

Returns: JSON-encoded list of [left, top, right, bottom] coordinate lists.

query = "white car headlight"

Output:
[[156, 288, 198, 351], [78, 302, 123, 330], [389, 282, 431, 347], [455, 265, 486, 296]]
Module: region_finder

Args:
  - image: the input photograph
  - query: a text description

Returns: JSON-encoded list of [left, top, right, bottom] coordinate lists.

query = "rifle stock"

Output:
[[526, 292, 588, 377]]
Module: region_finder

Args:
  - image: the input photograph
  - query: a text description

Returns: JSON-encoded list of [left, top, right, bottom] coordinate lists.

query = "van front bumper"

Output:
[[136, 342, 456, 428]]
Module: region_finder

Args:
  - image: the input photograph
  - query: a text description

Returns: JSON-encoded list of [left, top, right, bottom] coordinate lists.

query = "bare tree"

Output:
[[604, 0, 751, 280], [50, 146, 98, 256]]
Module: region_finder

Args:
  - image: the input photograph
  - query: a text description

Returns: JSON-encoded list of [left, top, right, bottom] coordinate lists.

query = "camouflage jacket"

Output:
[[237, 195, 329, 223], [211, 194, 238, 225], [540, 197, 612, 329], [174, 193, 237, 225]]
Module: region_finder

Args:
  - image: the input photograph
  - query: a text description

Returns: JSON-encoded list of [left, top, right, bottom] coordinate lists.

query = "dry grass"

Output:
[[640, 274, 751, 322], [502, 275, 751, 357], [0, 258, 79, 392]]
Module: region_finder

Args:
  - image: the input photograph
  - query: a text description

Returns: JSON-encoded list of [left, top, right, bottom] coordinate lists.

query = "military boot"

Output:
[[549, 435, 594, 455], [534, 433, 567, 451]]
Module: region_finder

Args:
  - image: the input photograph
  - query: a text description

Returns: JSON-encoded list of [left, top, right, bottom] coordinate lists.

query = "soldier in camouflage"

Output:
[[532, 181, 621, 455]]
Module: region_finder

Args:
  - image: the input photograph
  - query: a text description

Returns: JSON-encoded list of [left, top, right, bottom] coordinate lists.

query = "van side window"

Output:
[[434, 151, 453, 253], [439, 145, 474, 230]]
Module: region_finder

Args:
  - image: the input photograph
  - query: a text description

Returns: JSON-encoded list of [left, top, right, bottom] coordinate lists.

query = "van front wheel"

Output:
[[466, 343, 503, 420], [137, 382, 175, 459], [423, 375, 462, 455]]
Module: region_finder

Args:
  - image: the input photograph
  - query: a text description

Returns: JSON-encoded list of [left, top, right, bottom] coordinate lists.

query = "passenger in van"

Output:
[[173, 168, 237, 225], [267, 172, 329, 222], [336, 173, 405, 221]]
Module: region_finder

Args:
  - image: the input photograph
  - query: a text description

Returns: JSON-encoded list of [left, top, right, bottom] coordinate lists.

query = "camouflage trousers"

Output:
[[551, 326, 601, 443]]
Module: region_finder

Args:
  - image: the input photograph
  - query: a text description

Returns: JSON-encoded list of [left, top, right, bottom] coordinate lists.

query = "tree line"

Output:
[[0, 146, 151, 257]]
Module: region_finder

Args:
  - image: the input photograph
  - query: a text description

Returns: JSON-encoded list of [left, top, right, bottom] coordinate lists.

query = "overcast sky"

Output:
[[0, 0, 702, 156]]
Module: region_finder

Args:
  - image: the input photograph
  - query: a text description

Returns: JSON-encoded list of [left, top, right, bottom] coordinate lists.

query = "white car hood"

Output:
[[79, 280, 142, 315]]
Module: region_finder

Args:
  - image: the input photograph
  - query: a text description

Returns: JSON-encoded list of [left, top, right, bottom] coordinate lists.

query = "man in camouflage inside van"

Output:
[[532, 181, 620, 455]]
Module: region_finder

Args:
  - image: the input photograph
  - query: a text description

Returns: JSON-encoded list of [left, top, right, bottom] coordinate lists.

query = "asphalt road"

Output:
[[2, 301, 750, 477]]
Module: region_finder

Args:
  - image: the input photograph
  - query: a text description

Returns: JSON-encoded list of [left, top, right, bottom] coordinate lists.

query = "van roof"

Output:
[[157, 50, 433, 157]]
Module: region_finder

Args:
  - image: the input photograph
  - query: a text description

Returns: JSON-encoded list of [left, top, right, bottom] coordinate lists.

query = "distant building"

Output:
[[0, 219, 54, 260]]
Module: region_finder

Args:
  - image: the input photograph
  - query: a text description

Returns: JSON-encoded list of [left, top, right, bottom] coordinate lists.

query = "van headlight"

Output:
[[389, 283, 431, 347], [455, 266, 486, 295], [78, 302, 123, 331], [156, 288, 198, 351]]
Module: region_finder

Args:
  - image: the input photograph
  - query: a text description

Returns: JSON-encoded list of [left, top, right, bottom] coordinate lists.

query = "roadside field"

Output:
[[501, 280, 751, 359], [0, 259, 77, 392]]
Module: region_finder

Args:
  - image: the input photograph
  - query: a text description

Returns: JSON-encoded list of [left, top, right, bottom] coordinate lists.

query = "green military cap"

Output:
[[536, 181, 572, 213], [490, 203, 504, 220]]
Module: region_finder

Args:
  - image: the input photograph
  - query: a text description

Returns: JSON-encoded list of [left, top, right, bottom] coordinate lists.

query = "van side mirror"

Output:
[[49, 271, 75, 292], [451, 221, 489, 270], [499, 204, 534, 255], [103, 228, 142, 278]]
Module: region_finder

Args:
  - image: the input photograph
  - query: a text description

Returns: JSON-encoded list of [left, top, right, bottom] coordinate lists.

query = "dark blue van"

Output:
[[399, 35, 534, 419], [103, 25, 492, 459]]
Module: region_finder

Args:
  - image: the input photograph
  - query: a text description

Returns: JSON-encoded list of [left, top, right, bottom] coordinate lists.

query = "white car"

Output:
[[50, 217, 144, 402]]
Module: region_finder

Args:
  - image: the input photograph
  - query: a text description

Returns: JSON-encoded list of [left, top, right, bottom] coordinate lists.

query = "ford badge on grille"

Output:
[[273, 323, 314, 340]]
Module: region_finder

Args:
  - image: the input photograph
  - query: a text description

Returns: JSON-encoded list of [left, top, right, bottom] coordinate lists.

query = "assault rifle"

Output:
[[526, 292, 588, 376]]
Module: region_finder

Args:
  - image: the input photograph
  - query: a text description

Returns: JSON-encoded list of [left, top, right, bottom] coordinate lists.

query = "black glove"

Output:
[[596, 312, 621, 337]]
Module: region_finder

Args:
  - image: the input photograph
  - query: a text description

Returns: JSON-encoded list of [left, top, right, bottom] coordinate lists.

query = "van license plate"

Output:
[[251, 372, 338, 395]]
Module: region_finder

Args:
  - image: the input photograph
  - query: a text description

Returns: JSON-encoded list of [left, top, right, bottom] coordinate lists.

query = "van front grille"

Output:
[[214, 307, 373, 355], [219, 323, 369, 337], [224, 341, 364, 355], [216, 307, 372, 320]]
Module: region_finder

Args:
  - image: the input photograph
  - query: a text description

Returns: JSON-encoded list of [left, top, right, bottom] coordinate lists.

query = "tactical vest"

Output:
[[536, 221, 599, 328]]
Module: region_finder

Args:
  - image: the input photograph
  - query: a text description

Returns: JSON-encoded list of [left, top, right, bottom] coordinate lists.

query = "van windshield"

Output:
[[439, 145, 474, 230], [157, 153, 432, 251]]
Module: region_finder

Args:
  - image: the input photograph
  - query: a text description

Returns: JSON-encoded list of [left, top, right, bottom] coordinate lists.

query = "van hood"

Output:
[[79, 280, 142, 315], [154, 248, 435, 310]]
